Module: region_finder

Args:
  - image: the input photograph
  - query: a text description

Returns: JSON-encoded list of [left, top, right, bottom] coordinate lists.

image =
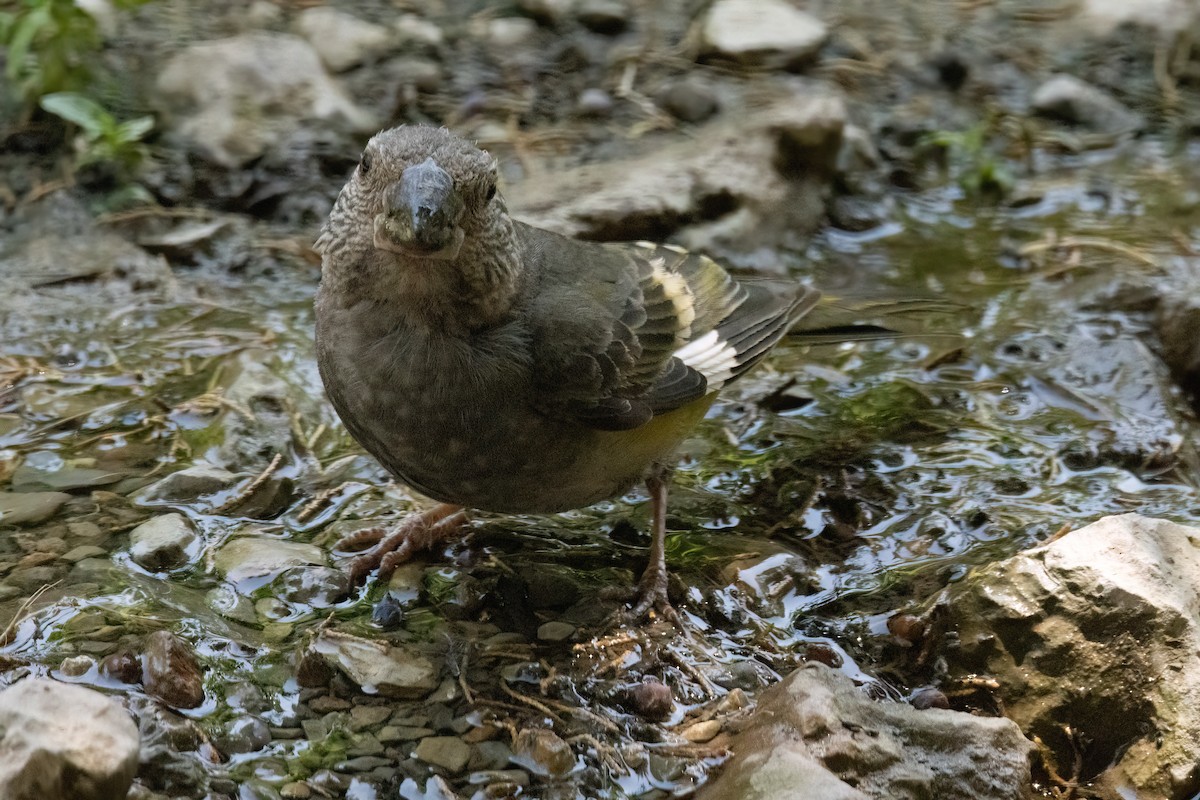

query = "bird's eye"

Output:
[[358, 151, 373, 175], [485, 183, 497, 202]]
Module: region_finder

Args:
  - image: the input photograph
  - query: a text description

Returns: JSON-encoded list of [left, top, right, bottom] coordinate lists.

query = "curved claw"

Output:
[[333, 504, 466, 587]]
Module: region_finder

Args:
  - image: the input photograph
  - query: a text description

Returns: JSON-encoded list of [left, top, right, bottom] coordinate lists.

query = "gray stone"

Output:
[[129, 512, 198, 571], [536, 621, 576, 642], [487, 17, 538, 48], [295, 7, 397, 72], [511, 729, 575, 777], [1031, 74, 1142, 134], [273, 565, 350, 608], [154, 33, 375, 167], [518, 0, 575, 24], [658, 77, 719, 123], [313, 629, 440, 699], [214, 535, 325, 584], [61, 545, 106, 563], [696, 663, 1032, 800], [214, 715, 271, 755], [143, 630, 205, 710], [576, 0, 627, 33], [700, 0, 828, 67], [931, 514, 1200, 799], [0, 678, 140, 800], [507, 89, 844, 267], [0, 491, 71, 526], [134, 465, 239, 503], [393, 14, 444, 47], [414, 736, 471, 772], [11, 455, 125, 491]]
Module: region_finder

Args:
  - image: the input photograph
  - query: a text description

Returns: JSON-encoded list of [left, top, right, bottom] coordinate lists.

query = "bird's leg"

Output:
[[627, 466, 683, 626], [335, 503, 467, 586]]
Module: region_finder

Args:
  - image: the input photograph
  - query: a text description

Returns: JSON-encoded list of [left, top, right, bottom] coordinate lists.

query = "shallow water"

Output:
[[2, 130, 1200, 797]]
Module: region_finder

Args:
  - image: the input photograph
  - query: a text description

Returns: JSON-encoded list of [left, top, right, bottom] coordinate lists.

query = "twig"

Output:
[[210, 453, 283, 515]]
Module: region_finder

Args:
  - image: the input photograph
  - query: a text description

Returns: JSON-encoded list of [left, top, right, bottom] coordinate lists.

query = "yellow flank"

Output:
[[586, 394, 718, 481]]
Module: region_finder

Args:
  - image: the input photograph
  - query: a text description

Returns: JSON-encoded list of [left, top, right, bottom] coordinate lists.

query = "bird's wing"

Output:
[[523, 230, 819, 431]]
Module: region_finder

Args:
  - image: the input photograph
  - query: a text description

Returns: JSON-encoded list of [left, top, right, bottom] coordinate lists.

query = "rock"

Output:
[[696, 663, 1032, 799], [929, 514, 1200, 799], [0, 225, 176, 344], [0, 678, 140, 800], [295, 8, 397, 72], [681, 719, 721, 743], [274, 566, 350, 608], [154, 32, 375, 167], [214, 715, 271, 755], [623, 678, 673, 720], [312, 629, 440, 698], [700, 0, 828, 68], [217, 350, 312, 475], [576, 88, 614, 117], [536, 621, 576, 642], [129, 513, 198, 571], [11, 453, 126, 491], [0, 491, 71, 526], [507, 89, 844, 265], [213, 535, 325, 585], [657, 77, 719, 123], [576, 0, 627, 34], [393, 14, 444, 48], [133, 465, 239, 503], [1080, 0, 1200, 37], [997, 333, 1187, 473], [1154, 265, 1200, 399], [487, 17, 538, 48], [1031, 74, 1142, 134], [511, 729, 575, 777], [414, 736, 471, 772], [142, 630, 205, 709], [518, 0, 574, 24]]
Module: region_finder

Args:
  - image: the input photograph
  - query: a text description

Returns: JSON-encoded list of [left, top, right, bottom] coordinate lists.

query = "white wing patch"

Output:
[[674, 329, 739, 389], [648, 256, 696, 342]]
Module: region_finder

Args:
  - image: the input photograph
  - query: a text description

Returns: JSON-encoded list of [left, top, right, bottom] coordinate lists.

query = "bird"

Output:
[[313, 125, 819, 623]]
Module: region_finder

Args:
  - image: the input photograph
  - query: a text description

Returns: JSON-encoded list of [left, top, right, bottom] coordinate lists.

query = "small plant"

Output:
[[39, 91, 153, 176], [0, 0, 154, 108], [921, 121, 1015, 199]]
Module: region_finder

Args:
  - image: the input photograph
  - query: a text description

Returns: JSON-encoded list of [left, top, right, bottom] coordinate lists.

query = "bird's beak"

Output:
[[374, 157, 465, 259]]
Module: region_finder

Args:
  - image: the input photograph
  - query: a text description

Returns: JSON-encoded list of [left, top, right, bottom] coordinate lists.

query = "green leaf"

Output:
[[39, 91, 111, 136], [115, 114, 155, 143], [5, 4, 51, 82]]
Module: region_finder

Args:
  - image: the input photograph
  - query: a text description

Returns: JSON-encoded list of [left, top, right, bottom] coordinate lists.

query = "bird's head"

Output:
[[316, 126, 519, 325]]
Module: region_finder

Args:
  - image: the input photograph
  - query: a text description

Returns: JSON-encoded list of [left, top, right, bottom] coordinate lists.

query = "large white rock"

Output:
[[934, 514, 1200, 799], [295, 7, 397, 72], [155, 32, 376, 167], [700, 0, 828, 67], [0, 678, 140, 800], [696, 663, 1033, 799]]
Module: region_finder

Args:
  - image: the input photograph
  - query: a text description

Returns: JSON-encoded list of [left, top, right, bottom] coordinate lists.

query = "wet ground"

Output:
[[3, 1, 1200, 798]]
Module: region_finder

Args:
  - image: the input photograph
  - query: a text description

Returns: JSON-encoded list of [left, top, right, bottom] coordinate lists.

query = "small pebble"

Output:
[[910, 687, 950, 710], [536, 620, 577, 642], [626, 678, 673, 720], [414, 736, 471, 772], [888, 613, 926, 645], [576, 88, 614, 118], [681, 719, 721, 743], [58, 654, 95, 677], [372, 595, 405, 629]]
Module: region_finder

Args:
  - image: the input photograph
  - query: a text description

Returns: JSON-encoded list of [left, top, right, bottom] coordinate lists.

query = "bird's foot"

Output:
[[334, 504, 466, 586], [603, 563, 683, 629]]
